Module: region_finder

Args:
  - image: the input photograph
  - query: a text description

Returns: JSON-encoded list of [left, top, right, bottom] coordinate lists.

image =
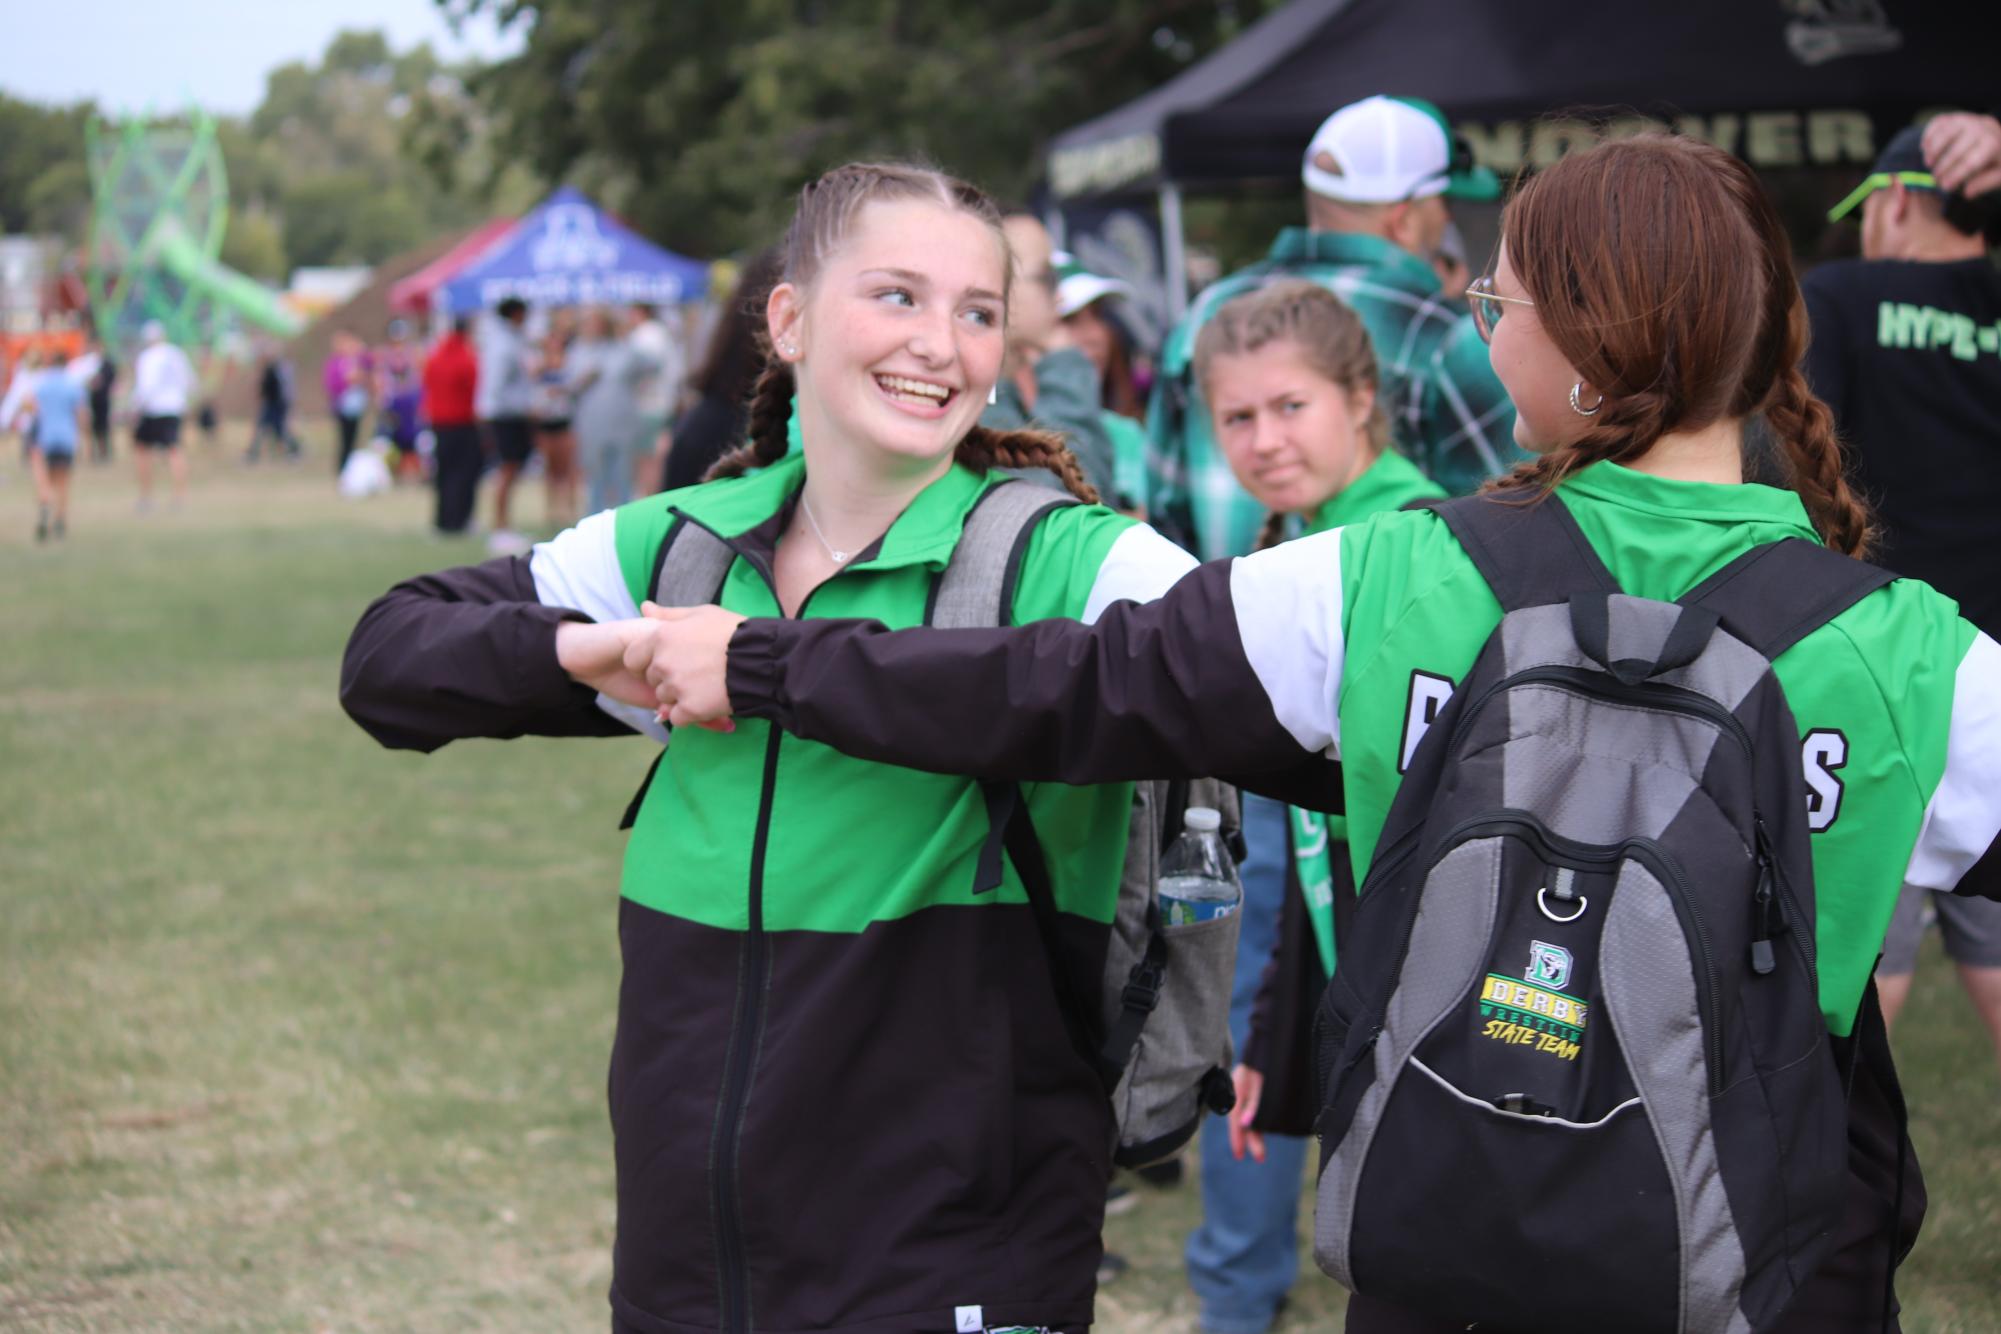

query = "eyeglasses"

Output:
[[1826, 170, 1938, 223], [1465, 274, 1534, 343]]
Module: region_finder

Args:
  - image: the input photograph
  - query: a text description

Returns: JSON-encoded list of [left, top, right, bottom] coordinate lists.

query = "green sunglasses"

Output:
[[1827, 171, 1938, 222]]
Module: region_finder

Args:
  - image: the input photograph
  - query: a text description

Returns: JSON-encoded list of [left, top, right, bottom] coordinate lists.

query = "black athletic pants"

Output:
[[335, 412, 363, 475], [432, 423, 483, 534]]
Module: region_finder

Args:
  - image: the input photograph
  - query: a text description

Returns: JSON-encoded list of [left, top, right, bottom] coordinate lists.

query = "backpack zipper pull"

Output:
[[1750, 814, 1779, 976]]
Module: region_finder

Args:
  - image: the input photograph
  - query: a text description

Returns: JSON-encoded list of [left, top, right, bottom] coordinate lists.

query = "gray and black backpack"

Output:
[[641, 478, 1241, 1168], [1311, 491, 1894, 1334]]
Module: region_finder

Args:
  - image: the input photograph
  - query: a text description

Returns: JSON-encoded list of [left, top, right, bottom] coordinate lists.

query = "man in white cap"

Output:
[[1151, 94, 1524, 1334], [130, 320, 197, 510], [1147, 94, 1521, 562]]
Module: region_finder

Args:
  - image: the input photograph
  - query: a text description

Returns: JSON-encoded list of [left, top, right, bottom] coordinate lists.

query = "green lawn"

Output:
[[1, 442, 1995, 1332]]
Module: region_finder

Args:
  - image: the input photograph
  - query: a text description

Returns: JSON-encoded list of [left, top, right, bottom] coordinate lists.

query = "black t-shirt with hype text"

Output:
[[1802, 256, 2001, 636]]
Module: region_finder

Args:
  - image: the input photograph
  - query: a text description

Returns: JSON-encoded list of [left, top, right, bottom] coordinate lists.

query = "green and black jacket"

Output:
[[341, 454, 1199, 1334]]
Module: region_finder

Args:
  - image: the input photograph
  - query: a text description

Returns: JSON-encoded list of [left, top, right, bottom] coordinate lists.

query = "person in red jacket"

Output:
[[422, 317, 481, 535]]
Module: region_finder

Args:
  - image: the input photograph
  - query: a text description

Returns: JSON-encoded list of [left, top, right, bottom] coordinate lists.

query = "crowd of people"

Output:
[[337, 97, 2001, 1334], [11, 79, 1999, 1334], [309, 299, 688, 553]]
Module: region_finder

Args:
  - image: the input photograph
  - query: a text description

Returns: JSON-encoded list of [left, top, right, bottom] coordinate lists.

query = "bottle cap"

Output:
[[1183, 806, 1222, 833]]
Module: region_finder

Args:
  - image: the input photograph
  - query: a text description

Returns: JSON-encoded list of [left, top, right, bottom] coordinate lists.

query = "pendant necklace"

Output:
[[799, 494, 861, 565]]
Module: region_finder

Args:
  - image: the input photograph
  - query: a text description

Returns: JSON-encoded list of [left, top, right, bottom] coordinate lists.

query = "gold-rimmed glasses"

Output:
[[1466, 274, 1534, 344]]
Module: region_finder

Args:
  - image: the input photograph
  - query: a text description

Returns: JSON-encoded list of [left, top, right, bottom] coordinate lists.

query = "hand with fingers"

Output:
[[555, 616, 671, 712], [1227, 1064, 1267, 1164], [631, 602, 748, 730], [1923, 112, 2001, 198]]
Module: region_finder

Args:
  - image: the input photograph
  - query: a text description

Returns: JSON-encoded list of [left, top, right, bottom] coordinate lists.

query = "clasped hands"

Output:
[[555, 603, 746, 731]]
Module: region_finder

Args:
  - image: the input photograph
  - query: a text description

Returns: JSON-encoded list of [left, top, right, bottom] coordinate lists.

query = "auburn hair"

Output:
[[704, 162, 1098, 504], [1487, 134, 1872, 557]]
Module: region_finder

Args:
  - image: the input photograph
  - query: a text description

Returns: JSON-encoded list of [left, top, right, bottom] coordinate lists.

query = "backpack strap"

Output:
[[929, 480, 1079, 631], [941, 482, 1079, 893], [1679, 538, 1896, 660], [1419, 489, 1620, 611], [651, 512, 737, 609], [619, 516, 738, 831]]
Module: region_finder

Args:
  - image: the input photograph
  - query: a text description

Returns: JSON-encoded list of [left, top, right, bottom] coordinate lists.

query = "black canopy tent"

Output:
[[1049, 0, 1992, 315]]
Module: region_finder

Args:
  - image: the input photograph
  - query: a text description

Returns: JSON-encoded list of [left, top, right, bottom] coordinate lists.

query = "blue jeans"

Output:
[[1185, 792, 1308, 1333]]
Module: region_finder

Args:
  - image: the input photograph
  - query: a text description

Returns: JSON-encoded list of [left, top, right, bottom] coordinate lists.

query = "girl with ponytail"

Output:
[[342, 161, 1203, 1332], [638, 135, 2001, 1332]]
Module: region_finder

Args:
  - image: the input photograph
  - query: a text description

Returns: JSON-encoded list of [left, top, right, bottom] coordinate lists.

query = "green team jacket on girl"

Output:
[[721, 461, 2001, 1045], [1285, 449, 1444, 976], [340, 452, 1199, 1334]]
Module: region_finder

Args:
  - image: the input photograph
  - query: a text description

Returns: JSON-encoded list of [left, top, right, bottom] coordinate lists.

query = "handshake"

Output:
[[556, 602, 747, 731]]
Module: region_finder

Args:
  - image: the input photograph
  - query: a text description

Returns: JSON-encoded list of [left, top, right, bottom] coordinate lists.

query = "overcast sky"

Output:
[[0, 0, 526, 116]]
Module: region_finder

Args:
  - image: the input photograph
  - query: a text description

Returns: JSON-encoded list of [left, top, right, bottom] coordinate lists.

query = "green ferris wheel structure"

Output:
[[84, 105, 301, 355]]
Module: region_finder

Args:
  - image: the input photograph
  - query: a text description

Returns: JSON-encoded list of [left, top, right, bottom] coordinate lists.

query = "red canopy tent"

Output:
[[388, 217, 518, 313]]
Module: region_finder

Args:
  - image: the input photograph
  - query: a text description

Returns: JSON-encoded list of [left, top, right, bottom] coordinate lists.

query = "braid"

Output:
[[1254, 510, 1289, 551], [1737, 184, 1876, 559], [1764, 365, 1875, 558], [703, 358, 794, 482], [956, 424, 1101, 504], [1484, 387, 1678, 499]]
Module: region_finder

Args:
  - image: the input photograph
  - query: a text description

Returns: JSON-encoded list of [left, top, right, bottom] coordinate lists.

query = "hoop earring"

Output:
[[1570, 382, 1604, 417]]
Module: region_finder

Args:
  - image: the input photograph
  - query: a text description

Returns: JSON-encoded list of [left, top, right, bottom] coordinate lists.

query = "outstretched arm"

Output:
[[643, 532, 1350, 797], [341, 554, 646, 752]]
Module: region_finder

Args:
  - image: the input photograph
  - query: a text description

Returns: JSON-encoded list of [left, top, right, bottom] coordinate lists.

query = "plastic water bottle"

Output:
[[1158, 807, 1242, 926]]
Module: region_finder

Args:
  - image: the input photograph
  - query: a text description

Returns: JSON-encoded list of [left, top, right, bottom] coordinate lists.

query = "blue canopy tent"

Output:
[[437, 187, 707, 313]]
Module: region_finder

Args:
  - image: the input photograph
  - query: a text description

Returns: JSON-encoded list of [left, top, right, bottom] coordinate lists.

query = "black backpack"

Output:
[[1310, 491, 1894, 1334]]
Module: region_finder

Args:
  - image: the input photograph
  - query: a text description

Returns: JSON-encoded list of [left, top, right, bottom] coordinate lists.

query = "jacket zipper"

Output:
[[704, 511, 827, 1334], [1453, 664, 1755, 759], [714, 725, 782, 1334]]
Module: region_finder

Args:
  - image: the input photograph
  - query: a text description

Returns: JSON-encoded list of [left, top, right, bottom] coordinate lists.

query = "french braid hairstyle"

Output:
[[704, 162, 1098, 504], [1486, 133, 1873, 557], [1191, 279, 1388, 551]]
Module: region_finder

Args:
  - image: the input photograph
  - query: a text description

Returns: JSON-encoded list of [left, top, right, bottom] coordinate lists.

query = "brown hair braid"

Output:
[[1484, 133, 1874, 557], [956, 424, 1100, 504], [702, 360, 796, 483]]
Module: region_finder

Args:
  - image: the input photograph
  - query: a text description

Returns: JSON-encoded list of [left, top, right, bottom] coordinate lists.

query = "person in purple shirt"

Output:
[[323, 331, 373, 476]]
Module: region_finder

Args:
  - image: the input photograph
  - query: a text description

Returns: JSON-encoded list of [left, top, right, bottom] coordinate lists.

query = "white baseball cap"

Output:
[[1302, 95, 1500, 205], [1053, 252, 1132, 318]]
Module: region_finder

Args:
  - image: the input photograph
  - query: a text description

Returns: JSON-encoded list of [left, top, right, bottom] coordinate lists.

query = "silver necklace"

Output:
[[799, 494, 861, 564]]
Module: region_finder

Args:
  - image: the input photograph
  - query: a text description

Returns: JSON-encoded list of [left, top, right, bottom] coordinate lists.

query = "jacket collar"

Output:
[[668, 454, 999, 575]]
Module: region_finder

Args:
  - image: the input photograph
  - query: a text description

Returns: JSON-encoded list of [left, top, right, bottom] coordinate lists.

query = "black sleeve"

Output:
[[1799, 270, 1850, 424], [340, 555, 631, 752], [725, 559, 1329, 797]]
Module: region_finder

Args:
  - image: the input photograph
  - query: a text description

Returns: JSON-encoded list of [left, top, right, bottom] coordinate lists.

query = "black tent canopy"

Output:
[[1048, 0, 1991, 312]]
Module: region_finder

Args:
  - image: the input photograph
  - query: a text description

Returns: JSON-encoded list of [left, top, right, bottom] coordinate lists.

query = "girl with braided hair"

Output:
[[636, 135, 2001, 1332], [341, 161, 1202, 1333]]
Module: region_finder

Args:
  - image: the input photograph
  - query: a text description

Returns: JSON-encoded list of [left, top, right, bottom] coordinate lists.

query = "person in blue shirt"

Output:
[[13, 354, 87, 542]]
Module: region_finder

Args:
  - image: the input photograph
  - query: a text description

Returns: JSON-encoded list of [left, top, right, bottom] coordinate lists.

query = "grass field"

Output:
[[2, 440, 1996, 1332]]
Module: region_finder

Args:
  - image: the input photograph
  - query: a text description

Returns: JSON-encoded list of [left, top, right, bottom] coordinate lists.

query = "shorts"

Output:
[[1879, 883, 2001, 973], [535, 417, 572, 435], [135, 414, 182, 448], [486, 416, 535, 465], [36, 446, 76, 471]]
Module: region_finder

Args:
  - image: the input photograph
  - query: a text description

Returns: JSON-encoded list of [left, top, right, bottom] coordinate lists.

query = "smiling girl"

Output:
[[341, 163, 1199, 1334]]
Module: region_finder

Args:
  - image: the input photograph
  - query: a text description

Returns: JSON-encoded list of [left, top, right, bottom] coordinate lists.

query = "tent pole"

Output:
[[1159, 182, 1188, 322]]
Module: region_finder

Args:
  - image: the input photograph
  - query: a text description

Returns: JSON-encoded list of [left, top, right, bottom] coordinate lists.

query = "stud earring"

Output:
[[1569, 382, 1604, 417]]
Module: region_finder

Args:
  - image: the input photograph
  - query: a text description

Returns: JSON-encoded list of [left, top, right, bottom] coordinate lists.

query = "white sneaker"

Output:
[[486, 528, 533, 557]]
